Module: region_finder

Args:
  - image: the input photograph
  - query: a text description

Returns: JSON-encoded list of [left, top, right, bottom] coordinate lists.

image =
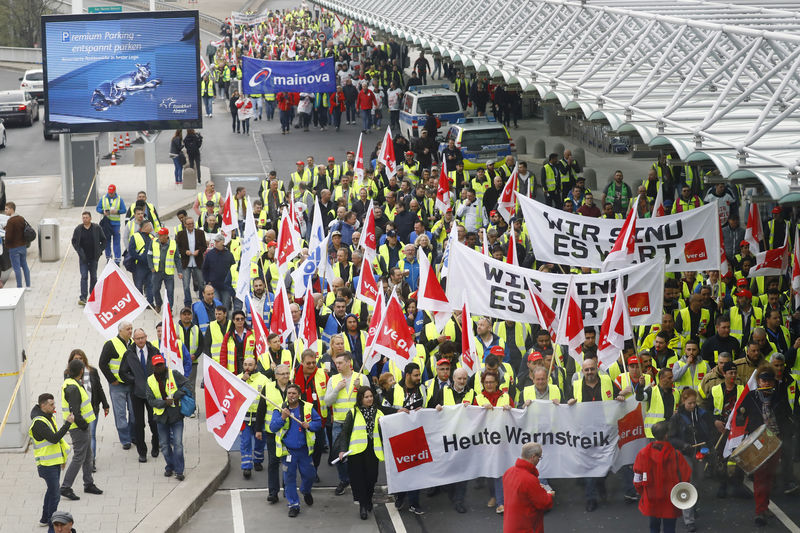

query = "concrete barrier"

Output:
[[583, 168, 597, 191], [515, 136, 527, 155], [533, 139, 546, 159], [0, 47, 41, 66], [551, 142, 565, 158], [573, 147, 586, 168]]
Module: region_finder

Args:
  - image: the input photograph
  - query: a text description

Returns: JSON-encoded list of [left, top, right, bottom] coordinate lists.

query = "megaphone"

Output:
[[670, 482, 697, 510]]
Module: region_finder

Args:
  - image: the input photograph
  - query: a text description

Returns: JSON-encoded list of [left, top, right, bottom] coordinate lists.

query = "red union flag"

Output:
[[460, 300, 479, 376], [749, 232, 789, 278], [377, 126, 396, 179], [496, 164, 518, 223], [555, 276, 585, 361], [369, 291, 415, 370], [602, 196, 640, 272], [202, 355, 260, 450], [597, 277, 632, 370], [358, 200, 377, 261], [250, 297, 270, 356], [85, 261, 148, 339], [793, 227, 800, 309], [276, 207, 301, 274], [388, 426, 432, 473], [354, 132, 365, 181], [435, 163, 452, 214], [269, 276, 294, 344], [221, 182, 237, 241], [299, 286, 319, 352], [529, 287, 558, 342], [160, 288, 183, 374], [355, 255, 380, 306]]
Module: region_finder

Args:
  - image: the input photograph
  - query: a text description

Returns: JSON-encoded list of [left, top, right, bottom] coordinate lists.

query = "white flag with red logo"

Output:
[[652, 184, 665, 217], [269, 276, 294, 344], [506, 229, 518, 266], [793, 227, 800, 310], [496, 164, 518, 223], [202, 355, 261, 450], [364, 291, 415, 371], [435, 164, 452, 214], [377, 126, 396, 179], [250, 296, 270, 357], [354, 132, 365, 182], [554, 276, 585, 361], [744, 202, 763, 252], [723, 369, 758, 457], [84, 261, 149, 339], [597, 277, 632, 370], [719, 220, 731, 279], [160, 289, 183, 374], [602, 196, 640, 272], [362, 290, 386, 371], [528, 287, 558, 342], [355, 255, 381, 306], [748, 232, 789, 278], [481, 228, 490, 257], [276, 207, 301, 274], [299, 286, 319, 352], [200, 56, 209, 78], [460, 299, 480, 376], [358, 200, 377, 261], [221, 182, 238, 242], [416, 246, 452, 331]]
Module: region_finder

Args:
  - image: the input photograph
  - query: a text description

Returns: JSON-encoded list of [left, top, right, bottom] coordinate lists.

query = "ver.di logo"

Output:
[[249, 67, 272, 87]]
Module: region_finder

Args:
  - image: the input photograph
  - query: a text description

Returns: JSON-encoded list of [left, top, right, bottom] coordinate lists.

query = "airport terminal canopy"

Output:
[[318, 0, 800, 200]]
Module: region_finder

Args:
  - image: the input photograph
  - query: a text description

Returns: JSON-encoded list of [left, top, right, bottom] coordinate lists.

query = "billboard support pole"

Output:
[[141, 131, 160, 209], [59, 134, 73, 208]]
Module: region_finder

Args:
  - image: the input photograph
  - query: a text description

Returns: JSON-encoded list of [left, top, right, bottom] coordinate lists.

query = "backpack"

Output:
[[23, 220, 36, 243], [184, 133, 202, 152]]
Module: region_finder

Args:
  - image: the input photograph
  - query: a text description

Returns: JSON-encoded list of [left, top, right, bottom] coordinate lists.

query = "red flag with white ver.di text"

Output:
[[203, 355, 260, 450], [367, 291, 415, 371], [85, 261, 148, 339]]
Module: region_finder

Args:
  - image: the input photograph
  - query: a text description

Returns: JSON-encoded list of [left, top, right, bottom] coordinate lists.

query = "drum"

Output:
[[730, 424, 782, 474]]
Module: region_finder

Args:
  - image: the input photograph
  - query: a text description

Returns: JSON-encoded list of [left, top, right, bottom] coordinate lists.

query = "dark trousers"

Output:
[[312, 427, 326, 469], [38, 464, 60, 530], [79, 258, 98, 300], [332, 108, 342, 130], [133, 266, 152, 304], [231, 112, 240, 133], [279, 109, 290, 132], [188, 151, 201, 181], [390, 110, 400, 129], [348, 448, 379, 506], [345, 102, 356, 123], [132, 394, 159, 457], [448, 480, 467, 504], [265, 432, 280, 495], [649, 517, 676, 533]]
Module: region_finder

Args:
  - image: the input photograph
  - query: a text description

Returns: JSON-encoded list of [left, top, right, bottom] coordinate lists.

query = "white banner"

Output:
[[231, 11, 270, 26], [381, 400, 647, 493], [518, 195, 721, 272], [446, 243, 664, 326]]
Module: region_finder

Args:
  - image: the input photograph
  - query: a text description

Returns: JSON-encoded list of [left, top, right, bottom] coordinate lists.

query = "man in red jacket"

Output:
[[503, 442, 554, 533], [356, 82, 377, 134]]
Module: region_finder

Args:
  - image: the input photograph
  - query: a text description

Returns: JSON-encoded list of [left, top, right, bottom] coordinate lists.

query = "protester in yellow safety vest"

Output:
[[98, 321, 134, 447], [334, 386, 385, 520], [30, 391, 73, 527], [237, 357, 270, 478], [291, 161, 312, 189], [636, 367, 680, 438], [205, 306, 232, 366], [201, 74, 214, 117], [148, 227, 179, 312], [60, 359, 102, 499], [145, 354, 188, 479], [615, 355, 653, 398], [520, 366, 562, 405], [671, 339, 710, 391]]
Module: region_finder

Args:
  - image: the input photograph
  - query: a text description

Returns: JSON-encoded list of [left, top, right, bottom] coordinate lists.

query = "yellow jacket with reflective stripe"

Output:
[[147, 370, 179, 416], [238, 371, 270, 417], [108, 336, 129, 383], [275, 402, 315, 457], [208, 320, 230, 362], [29, 416, 70, 466], [61, 377, 96, 429], [522, 383, 561, 402], [151, 238, 177, 275], [643, 387, 680, 438], [573, 375, 614, 402], [711, 383, 744, 417], [328, 373, 369, 422], [347, 407, 384, 461], [475, 391, 511, 407]]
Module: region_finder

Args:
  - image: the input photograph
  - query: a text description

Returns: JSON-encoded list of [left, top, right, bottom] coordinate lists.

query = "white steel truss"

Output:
[[317, 0, 800, 199]]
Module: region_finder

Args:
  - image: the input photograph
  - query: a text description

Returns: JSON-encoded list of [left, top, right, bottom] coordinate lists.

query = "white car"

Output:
[[19, 69, 43, 101]]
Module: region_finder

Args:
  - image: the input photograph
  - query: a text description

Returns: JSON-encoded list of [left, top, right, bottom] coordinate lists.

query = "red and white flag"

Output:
[[202, 355, 260, 450], [602, 196, 640, 272], [159, 289, 183, 374], [652, 184, 665, 217], [250, 297, 270, 357], [744, 203, 763, 252], [496, 164, 518, 223], [748, 232, 789, 278], [200, 56, 210, 78], [597, 277, 632, 370], [355, 255, 380, 306], [482, 228, 490, 256], [275, 207, 301, 274], [529, 287, 558, 342], [554, 276, 585, 361], [84, 261, 148, 339], [363, 291, 415, 371], [723, 369, 758, 457], [358, 200, 377, 261], [269, 276, 294, 344], [299, 286, 319, 352], [354, 132, 365, 182], [506, 229, 518, 266], [221, 182, 238, 242], [460, 299, 480, 376], [416, 246, 451, 332], [377, 126, 396, 179], [435, 164, 452, 214], [719, 220, 731, 279], [792, 227, 800, 310], [365, 290, 385, 348]]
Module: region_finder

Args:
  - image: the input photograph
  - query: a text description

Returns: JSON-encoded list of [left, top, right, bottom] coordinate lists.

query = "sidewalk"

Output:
[[0, 167, 225, 533]]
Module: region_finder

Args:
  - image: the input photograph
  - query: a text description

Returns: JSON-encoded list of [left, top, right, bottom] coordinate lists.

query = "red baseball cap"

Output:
[[736, 278, 748, 287], [296, 161, 304, 166], [436, 358, 451, 366], [489, 210, 498, 216], [527, 351, 543, 362], [772, 206, 782, 214], [740, 240, 749, 247], [738, 289, 752, 299], [327, 156, 335, 162], [347, 151, 355, 156], [152, 354, 166, 365], [627, 355, 639, 365], [405, 151, 414, 157], [107, 184, 116, 193], [158, 227, 169, 236], [489, 346, 505, 357]]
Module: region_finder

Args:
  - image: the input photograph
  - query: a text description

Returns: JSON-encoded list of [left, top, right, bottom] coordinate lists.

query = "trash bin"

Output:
[[38, 219, 60, 262]]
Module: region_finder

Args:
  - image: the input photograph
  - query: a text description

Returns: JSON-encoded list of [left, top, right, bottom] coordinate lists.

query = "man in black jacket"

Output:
[[29, 393, 73, 527], [98, 321, 134, 449], [60, 359, 103, 500], [120, 328, 160, 462], [72, 211, 107, 306]]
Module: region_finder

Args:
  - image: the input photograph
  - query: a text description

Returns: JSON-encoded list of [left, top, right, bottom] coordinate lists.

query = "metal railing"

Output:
[[0, 46, 42, 65]]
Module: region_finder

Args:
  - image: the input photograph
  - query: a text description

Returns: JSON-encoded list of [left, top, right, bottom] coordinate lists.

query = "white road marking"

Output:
[[743, 479, 800, 532], [386, 500, 407, 533], [230, 489, 245, 533]]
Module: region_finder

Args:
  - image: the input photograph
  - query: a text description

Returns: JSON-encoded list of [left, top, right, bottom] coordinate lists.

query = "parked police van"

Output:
[[399, 84, 464, 139], [440, 117, 516, 169]]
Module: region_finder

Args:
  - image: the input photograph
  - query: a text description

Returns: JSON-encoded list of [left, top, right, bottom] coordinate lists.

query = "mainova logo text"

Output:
[[389, 426, 432, 472]]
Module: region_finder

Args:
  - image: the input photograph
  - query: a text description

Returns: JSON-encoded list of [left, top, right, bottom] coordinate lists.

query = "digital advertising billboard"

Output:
[[41, 11, 202, 134]]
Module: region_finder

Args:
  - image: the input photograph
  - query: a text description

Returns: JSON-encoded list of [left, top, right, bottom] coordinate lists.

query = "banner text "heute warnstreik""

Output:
[[442, 427, 611, 452]]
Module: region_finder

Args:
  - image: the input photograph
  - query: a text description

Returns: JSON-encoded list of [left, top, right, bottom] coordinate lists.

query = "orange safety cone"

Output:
[[112, 136, 118, 153], [125, 132, 131, 147], [111, 151, 116, 166], [119, 134, 125, 150]]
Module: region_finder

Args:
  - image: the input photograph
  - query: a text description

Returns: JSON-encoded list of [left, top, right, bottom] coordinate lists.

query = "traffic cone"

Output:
[[111, 151, 116, 166], [112, 136, 118, 153], [119, 134, 125, 150], [125, 132, 131, 147]]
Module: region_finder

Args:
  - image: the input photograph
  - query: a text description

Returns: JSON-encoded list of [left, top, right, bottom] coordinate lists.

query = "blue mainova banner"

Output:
[[242, 56, 336, 94]]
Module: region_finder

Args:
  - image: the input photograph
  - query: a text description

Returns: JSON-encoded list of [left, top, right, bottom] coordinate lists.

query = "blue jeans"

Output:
[[360, 109, 371, 131], [181, 266, 204, 307], [104, 225, 121, 261], [491, 477, 504, 506], [203, 95, 214, 115], [279, 109, 290, 132], [585, 476, 606, 501], [283, 447, 316, 508], [240, 423, 265, 469], [151, 272, 174, 308], [241, 118, 250, 134], [332, 108, 342, 129], [331, 422, 349, 483], [79, 258, 98, 300], [253, 98, 262, 119], [157, 419, 184, 475], [109, 383, 134, 445], [37, 464, 60, 531], [345, 102, 356, 123], [649, 516, 676, 533], [9, 245, 30, 287], [133, 266, 153, 304], [266, 100, 275, 120], [172, 156, 183, 183]]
